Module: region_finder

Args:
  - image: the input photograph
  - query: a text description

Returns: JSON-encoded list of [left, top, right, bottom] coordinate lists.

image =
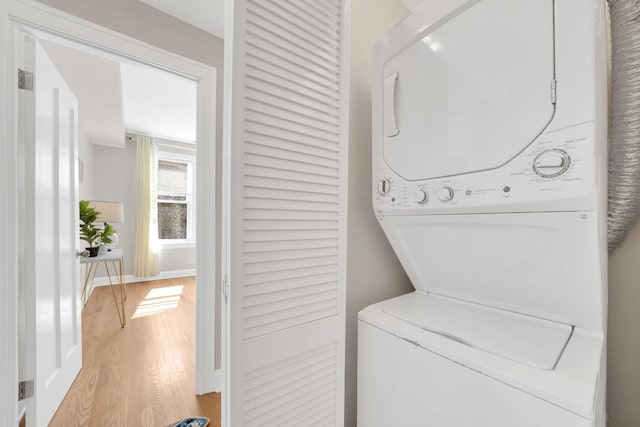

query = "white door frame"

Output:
[[0, 1, 218, 425]]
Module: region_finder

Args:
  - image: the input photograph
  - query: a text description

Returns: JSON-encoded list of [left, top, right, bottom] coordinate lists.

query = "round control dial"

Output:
[[416, 189, 428, 204], [437, 187, 454, 202], [377, 179, 391, 196], [533, 149, 571, 178]]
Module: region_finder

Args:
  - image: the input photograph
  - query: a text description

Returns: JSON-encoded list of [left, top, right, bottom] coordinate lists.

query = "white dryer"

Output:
[[359, 0, 608, 426]]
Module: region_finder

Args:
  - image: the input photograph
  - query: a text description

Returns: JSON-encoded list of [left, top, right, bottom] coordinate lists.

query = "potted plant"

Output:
[[79, 200, 101, 257]]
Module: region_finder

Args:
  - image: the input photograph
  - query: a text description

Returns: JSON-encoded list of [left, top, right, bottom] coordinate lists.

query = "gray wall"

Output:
[[608, 225, 640, 426], [345, 1, 413, 425], [92, 142, 136, 274], [39, 0, 225, 370], [92, 140, 197, 277]]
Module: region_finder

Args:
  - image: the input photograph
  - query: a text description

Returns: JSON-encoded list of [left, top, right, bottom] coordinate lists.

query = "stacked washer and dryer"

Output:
[[358, 0, 608, 426]]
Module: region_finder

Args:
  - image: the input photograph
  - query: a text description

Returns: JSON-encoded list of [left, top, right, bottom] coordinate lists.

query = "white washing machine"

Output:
[[359, 0, 608, 426]]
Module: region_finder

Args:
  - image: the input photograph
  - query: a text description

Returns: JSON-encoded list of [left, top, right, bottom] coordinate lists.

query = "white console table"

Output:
[[80, 248, 127, 327]]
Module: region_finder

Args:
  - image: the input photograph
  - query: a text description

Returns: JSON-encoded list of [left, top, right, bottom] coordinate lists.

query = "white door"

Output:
[[18, 33, 82, 427], [222, 0, 349, 425]]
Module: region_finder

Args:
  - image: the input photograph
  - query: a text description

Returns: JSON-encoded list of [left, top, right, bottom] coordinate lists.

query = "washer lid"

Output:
[[384, 293, 572, 370], [382, 0, 555, 181]]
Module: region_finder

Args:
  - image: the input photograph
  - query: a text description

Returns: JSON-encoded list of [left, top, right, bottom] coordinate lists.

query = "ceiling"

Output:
[[120, 63, 197, 142], [401, 0, 422, 9], [139, 0, 226, 38], [42, 41, 197, 146], [41, 41, 126, 148]]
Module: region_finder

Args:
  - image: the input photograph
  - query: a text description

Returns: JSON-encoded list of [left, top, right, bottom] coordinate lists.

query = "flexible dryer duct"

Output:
[[608, 0, 640, 253]]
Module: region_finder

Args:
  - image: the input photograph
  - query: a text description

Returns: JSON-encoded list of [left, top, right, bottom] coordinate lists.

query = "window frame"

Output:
[[156, 149, 196, 247]]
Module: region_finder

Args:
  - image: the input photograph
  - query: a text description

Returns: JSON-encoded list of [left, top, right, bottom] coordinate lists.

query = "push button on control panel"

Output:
[[437, 187, 454, 202]]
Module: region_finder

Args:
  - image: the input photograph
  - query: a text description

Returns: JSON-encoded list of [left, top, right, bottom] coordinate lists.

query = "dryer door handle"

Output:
[[384, 72, 400, 138]]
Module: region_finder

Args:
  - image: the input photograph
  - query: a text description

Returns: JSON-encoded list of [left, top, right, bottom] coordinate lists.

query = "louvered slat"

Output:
[[250, 3, 339, 57], [244, 350, 335, 396], [246, 97, 339, 134], [246, 24, 339, 72], [243, 273, 337, 296], [247, 12, 340, 66], [244, 200, 337, 213], [245, 132, 339, 161], [301, 0, 341, 23], [245, 87, 339, 128], [243, 305, 337, 338], [280, 401, 337, 427], [247, 380, 336, 426], [244, 210, 338, 222], [245, 121, 338, 152], [243, 343, 337, 423], [245, 142, 338, 168], [243, 238, 337, 253], [246, 66, 338, 107], [244, 153, 338, 177], [270, 0, 341, 39], [246, 104, 338, 141], [245, 42, 339, 94], [245, 165, 337, 186], [243, 263, 338, 286], [246, 36, 338, 82], [244, 282, 337, 307], [243, 291, 336, 321], [245, 53, 339, 110], [244, 255, 338, 275], [244, 219, 338, 231]]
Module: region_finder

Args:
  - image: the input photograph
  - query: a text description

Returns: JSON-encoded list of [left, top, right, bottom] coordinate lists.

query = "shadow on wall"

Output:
[[344, 1, 414, 426], [608, 219, 640, 427]]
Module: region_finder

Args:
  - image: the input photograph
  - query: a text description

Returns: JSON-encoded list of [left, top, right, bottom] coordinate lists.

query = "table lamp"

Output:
[[89, 201, 124, 253]]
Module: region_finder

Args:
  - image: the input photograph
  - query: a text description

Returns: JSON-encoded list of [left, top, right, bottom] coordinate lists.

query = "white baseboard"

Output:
[[92, 268, 196, 287], [196, 368, 223, 395], [195, 368, 222, 395], [211, 369, 223, 394]]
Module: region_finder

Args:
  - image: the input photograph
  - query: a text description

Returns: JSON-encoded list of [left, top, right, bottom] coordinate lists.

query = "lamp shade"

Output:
[[89, 201, 124, 224]]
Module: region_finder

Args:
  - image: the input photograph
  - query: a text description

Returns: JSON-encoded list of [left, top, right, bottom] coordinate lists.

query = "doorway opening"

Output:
[[2, 3, 219, 426]]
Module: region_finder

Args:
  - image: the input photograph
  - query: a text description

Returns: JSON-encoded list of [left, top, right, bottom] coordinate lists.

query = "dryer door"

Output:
[[382, 0, 555, 181]]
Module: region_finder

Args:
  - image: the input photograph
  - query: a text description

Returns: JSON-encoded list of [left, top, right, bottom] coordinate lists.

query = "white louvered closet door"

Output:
[[222, 0, 349, 426]]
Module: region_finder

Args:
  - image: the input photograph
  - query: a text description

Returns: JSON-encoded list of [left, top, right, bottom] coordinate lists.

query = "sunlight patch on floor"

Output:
[[132, 285, 184, 318]]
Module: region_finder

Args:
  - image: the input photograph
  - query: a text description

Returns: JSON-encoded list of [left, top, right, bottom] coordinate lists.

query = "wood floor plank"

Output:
[[49, 277, 220, 427]]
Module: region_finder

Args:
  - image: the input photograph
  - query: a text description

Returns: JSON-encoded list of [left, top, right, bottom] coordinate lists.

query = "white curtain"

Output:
[[135, 135, 159, 277]]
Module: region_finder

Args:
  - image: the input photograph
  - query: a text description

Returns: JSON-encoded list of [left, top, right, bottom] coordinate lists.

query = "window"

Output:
[[157, 156, 194, 242]]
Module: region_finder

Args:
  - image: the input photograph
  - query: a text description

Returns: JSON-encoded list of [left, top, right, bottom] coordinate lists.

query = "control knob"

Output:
[[533, 149, 571, 178], [377, 179, 391, 196], [437, 187, 454, 202], [416, 189, 428, 204]]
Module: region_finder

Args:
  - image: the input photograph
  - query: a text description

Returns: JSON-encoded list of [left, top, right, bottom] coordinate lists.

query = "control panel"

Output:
[[373, 122, 597, 214]]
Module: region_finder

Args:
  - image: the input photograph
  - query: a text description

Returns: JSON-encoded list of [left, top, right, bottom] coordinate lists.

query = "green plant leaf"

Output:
[[79, 200, 102, 247]]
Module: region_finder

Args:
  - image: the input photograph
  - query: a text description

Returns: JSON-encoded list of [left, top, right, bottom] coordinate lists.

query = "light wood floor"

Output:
[[50, 276, 221, 427]]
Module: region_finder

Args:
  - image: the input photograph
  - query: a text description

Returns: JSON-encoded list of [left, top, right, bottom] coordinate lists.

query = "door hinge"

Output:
[[551, 78, 557, 104], [18, 69, 33, 91], [223, 275, 230, 303], [18, 380, 34, 401]]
